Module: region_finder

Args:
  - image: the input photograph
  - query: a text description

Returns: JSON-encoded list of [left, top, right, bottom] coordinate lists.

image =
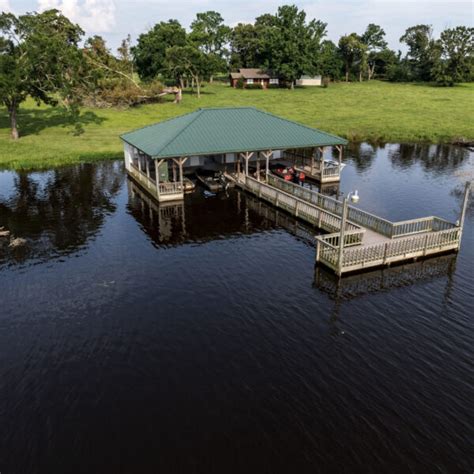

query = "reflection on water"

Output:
[[314, 254, 458, 300], [344, 142, 471, 174], [127, 179, 321, 248], [0, 143, 473, 474], [0, 162, 123, 266]]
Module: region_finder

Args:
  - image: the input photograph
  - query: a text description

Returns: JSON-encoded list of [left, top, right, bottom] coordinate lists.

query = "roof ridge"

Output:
[[197, 106, 256, 110], [154, 109, 206, 157], [119, 109, 200, 139], [252, 108, 346, 143]]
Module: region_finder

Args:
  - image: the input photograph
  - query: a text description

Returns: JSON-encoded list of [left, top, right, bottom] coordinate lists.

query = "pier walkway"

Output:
[[230, 172, 468, 275]]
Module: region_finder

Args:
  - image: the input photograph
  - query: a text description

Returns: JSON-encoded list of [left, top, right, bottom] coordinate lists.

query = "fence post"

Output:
[[422, 234, 429, 256], [457, 181, 471, 250], [337, 197, 348, 276]]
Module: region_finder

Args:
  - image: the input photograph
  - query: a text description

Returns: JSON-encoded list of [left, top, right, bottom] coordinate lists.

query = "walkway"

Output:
[[230, 172, 466, 275]]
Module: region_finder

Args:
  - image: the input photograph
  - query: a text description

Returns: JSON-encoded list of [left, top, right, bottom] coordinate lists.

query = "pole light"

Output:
[[337, 190, 361, 276]]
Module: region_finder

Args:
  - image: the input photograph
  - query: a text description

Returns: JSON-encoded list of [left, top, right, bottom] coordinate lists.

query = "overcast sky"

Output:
[[3, 0, 473, 52]]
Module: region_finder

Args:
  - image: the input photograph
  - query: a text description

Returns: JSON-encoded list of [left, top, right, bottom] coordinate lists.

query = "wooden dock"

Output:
[[231, 172, 470, 276]]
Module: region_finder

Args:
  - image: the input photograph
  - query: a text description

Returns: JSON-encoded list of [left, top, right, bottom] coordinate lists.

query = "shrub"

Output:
[[245, 83, 264, 90]]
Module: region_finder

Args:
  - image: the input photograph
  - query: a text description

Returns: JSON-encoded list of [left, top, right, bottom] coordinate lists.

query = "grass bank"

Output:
[[1, 81, 473, 170]]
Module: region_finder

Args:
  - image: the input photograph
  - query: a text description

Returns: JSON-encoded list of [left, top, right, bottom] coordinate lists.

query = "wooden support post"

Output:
[[383, 242, 389, 264], [320, 147, 325, 179], [336, 145, 342, 177], [256, 152, 260, 181], [179, 157, 188, 188], [262, 150, 272, 183], [155, 159, 164, 193], [458, 181, 471, 249], [422, 234, 429, 256], [240, 152, 253, 177], [337, 197, 348, 276], [172, 161, 177, 182], [146, 156, 150, 178], [137, 155, 142, 173]]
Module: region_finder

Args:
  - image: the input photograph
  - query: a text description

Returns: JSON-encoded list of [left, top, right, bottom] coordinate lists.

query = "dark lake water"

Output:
[[1, 143, 473, 474]]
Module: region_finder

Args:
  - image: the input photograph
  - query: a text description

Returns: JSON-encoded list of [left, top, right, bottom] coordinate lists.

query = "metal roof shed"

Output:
[[121, 107, 346, 158], [120, 107, 347, 201]]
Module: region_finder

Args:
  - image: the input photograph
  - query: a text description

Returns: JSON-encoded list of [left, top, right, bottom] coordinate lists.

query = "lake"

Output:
[[0, 143, 473, 473]]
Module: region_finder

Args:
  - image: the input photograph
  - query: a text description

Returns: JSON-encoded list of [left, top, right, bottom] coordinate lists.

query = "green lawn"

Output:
[[1, 80, 473, 170]]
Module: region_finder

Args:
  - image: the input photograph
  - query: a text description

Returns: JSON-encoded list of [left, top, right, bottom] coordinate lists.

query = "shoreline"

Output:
[[1, 81, 473, 171]]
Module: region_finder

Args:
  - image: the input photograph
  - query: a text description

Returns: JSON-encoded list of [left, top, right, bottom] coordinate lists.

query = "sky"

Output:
[[3, 0, 473, 52]]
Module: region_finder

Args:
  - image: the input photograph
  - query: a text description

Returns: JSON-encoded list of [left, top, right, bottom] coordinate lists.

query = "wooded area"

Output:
[[1, 5, 473, 139]]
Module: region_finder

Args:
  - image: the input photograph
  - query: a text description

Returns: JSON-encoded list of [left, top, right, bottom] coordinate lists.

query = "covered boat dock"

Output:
[[120, 107, 347, 202], [120, 107, 470, 275]]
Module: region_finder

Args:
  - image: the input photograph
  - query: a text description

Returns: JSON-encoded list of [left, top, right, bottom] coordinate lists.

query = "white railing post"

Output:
[[337, 197, 348, 276], [457, 181, 471, 250]]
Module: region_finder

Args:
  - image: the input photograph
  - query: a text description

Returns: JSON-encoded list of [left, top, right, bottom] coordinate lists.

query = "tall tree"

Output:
[[338, 33, 366, 81], [316, 40, 343, 81], [434, 26, 474, 85], [256, 5, 327, 88], [190, 11, 231, 81], [400, 24, 438, 81], [0, 9, 86, 139], [165, 45, 210, 98], [362, 24, 388, 79], [132, 20, 186, 80], [229, 23, 261, 68]]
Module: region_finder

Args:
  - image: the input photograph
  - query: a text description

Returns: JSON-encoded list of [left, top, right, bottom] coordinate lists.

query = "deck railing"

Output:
[[316, 227, 461, 272], [267, 174, 457, 238], [244, 176, 365, 245], [129, 163, 158, 195], [129, 163, 183, 196], [159, 181, 183, 195]]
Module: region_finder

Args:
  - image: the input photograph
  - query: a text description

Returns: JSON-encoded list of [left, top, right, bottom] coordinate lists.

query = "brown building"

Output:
[[229, 68, 279, 89]]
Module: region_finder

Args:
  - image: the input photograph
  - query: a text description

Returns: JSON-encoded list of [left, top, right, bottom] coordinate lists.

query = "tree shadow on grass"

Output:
[[181, 88, 216, 96], [0, 107, 106, 137], [406, 81, 472, 89]]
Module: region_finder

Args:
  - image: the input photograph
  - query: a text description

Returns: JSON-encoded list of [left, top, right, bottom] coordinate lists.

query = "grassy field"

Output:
[[1, 80, 473, 170]]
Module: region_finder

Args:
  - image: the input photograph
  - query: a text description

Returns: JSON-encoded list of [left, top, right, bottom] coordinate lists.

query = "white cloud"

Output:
[[0, 0, 12, 12], [37, 0, 116, 32]]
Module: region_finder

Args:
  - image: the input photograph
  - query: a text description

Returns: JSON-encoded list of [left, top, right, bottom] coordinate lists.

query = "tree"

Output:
[[256, 5, 327, 88], [370, 47, 399, 79], [190, 11, 231, 82], [434, 26, 474, 85], [0, 9, 86, 139], [229, 23, 261, 68], [132, 20, 186, 80], [82, 35, 163, 107], [165, 45, 210, 98], [316, 40, 343, 81], [117, 34, 133, 77], [338, 33, 366, 81], [362, 24, 388, 79], [400, 24, 438, 81]]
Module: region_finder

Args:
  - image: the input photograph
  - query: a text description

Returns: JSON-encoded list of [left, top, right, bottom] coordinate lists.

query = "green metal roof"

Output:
[[120, 107, 347, 158]]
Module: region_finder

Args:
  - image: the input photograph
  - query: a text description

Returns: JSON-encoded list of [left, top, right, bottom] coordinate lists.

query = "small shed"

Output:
[[229, 69, 279, 89], [296, 75, 322, 86]]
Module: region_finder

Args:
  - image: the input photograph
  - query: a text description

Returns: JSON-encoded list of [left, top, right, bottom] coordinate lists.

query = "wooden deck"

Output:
[[230, 172, 467, 276], [127, 163, 184, 202]]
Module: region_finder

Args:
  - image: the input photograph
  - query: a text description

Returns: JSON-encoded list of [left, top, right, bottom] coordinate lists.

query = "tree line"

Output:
[[1, 5, 473, 139]]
